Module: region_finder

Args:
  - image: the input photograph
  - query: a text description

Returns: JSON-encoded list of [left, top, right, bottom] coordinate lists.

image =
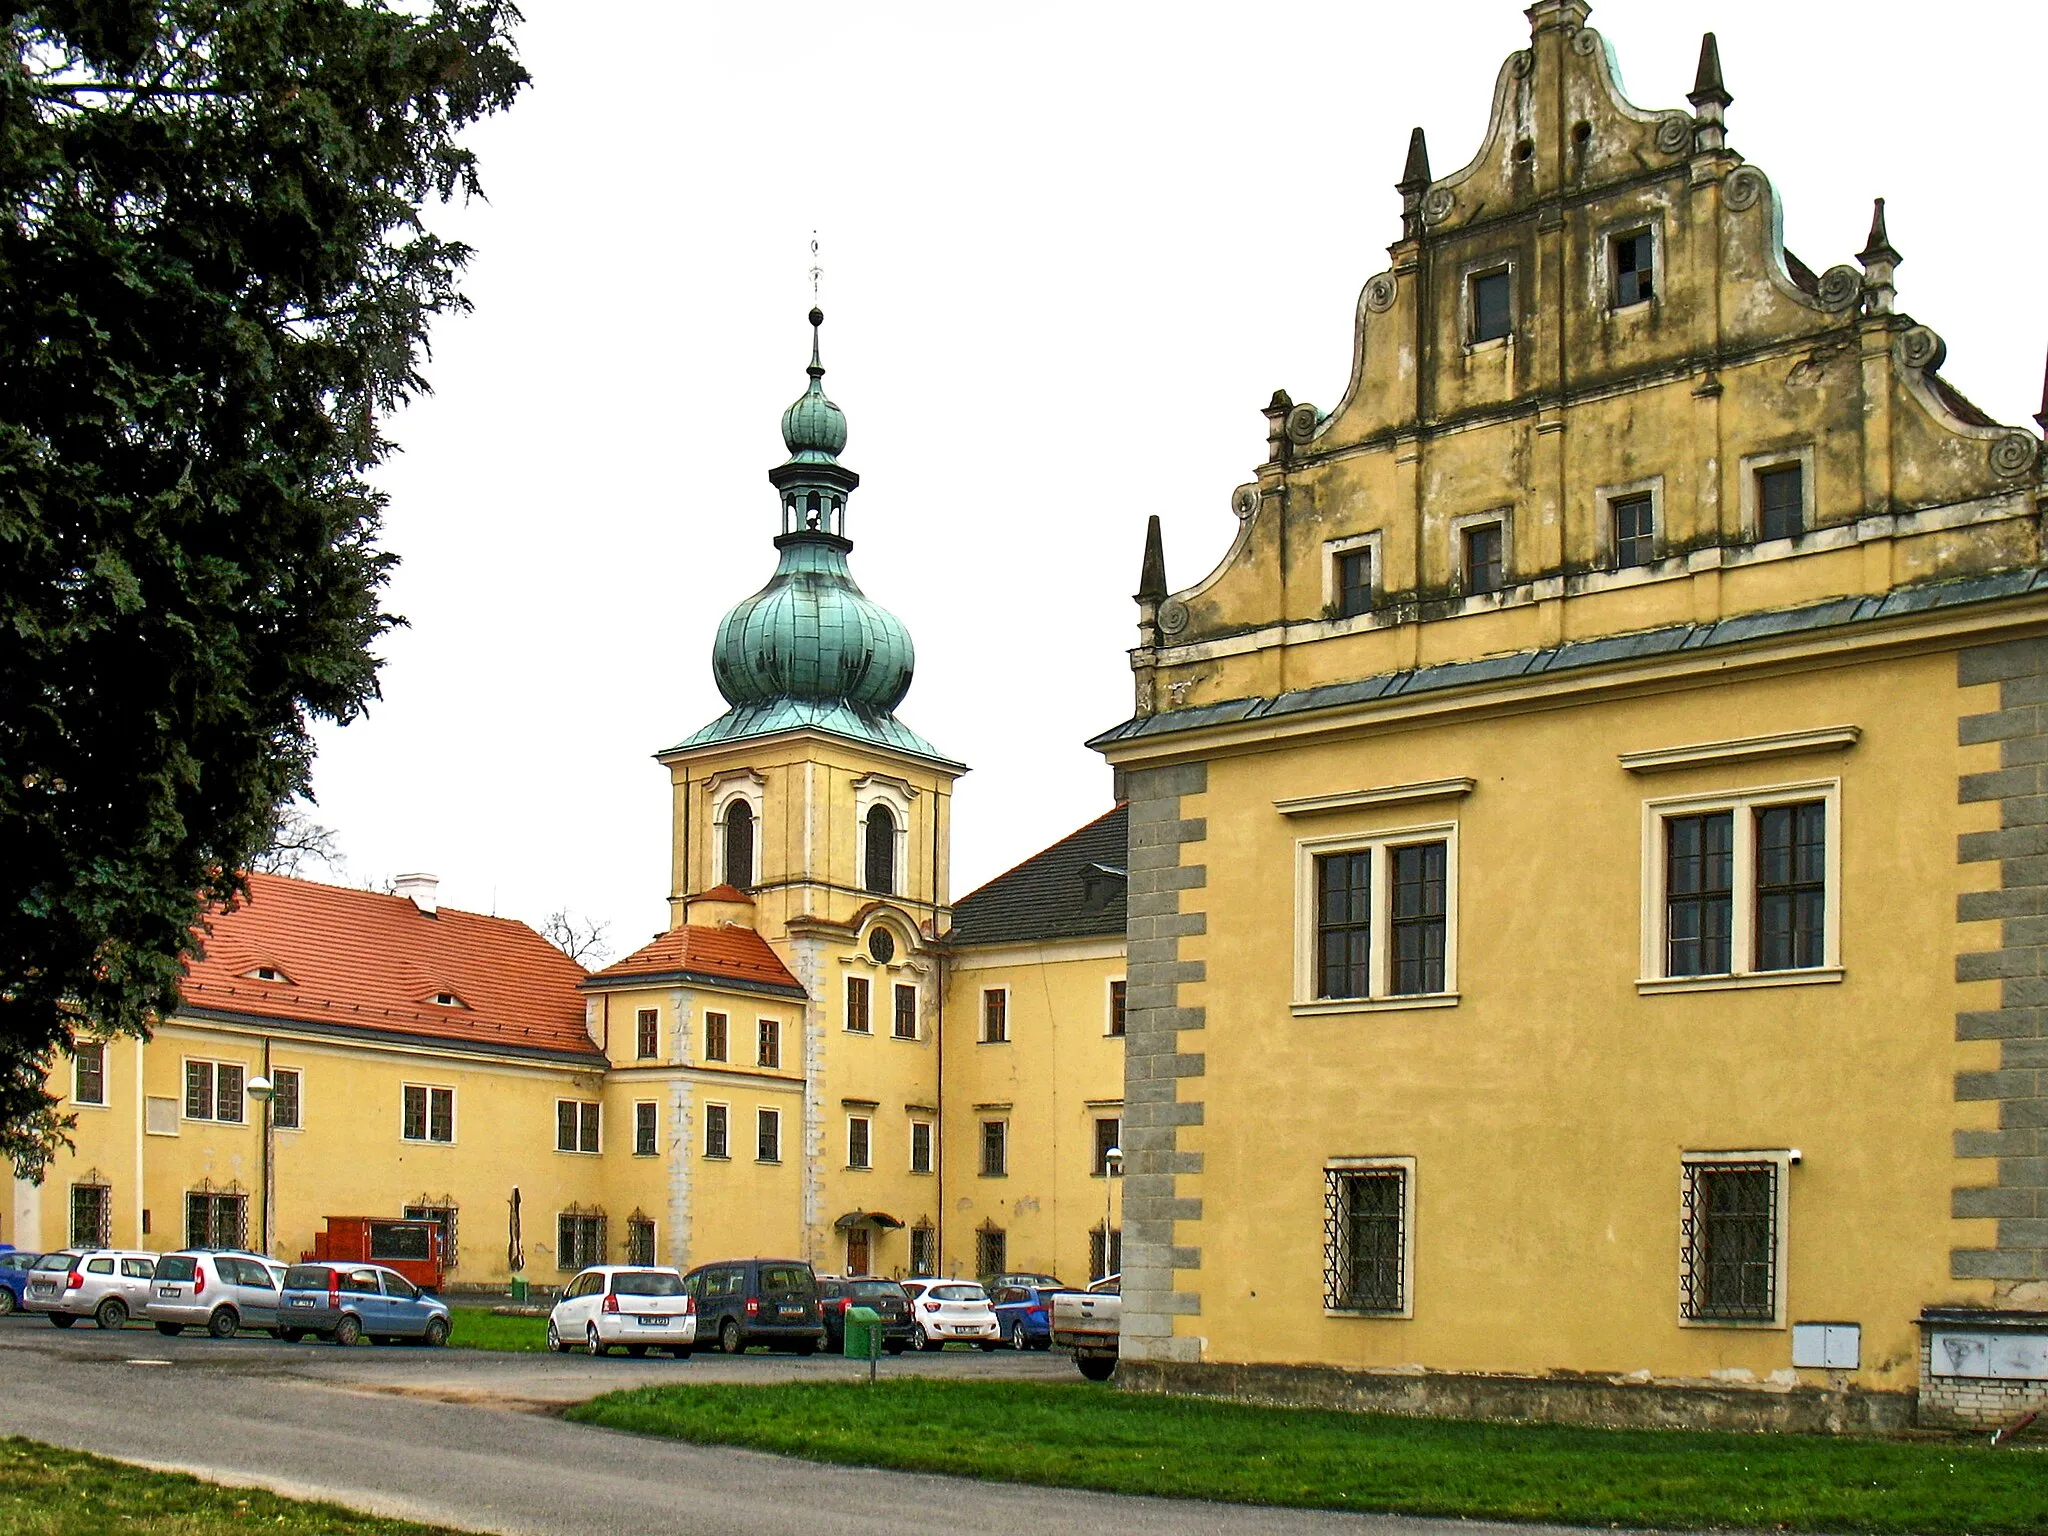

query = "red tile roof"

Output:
[[584, 924, 805, 998], [180, 873, 600, 1061]]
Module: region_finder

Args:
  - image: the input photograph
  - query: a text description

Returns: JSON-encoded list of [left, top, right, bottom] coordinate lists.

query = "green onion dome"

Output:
[[780, 308, 848, 460], [711, 539, 915, 712]]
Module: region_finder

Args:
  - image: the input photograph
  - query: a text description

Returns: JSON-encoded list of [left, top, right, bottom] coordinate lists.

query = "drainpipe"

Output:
[[932, 786, 945, 1277]]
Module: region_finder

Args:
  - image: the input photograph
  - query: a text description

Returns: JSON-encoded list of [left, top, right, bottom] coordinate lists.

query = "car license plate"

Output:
[[156, 1286, 179, 1298], [290, 1297, 315, 1307], [779, 1305, 803, 1316], [635, 1316, 667, 1328]]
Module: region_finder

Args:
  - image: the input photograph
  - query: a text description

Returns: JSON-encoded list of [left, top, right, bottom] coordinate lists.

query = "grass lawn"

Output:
[[0, 1437, 463, 1534], [447, 1306, 549, 1352], [566, 1378, 2048, 1534]]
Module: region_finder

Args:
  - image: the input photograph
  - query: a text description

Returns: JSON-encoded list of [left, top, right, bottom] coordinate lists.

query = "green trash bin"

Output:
[[843, 1305, 883, 1360], [509, 1276, 528, 1304]]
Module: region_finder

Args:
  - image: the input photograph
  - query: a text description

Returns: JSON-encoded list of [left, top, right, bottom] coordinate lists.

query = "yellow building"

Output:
[[1089, 2, 2048, 1429]]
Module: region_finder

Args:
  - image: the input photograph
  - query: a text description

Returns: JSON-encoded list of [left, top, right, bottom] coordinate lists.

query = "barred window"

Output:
[[186, 1190, 247, 1250], [845, 977, 870, 1033], [73, 1042, 106, 1106], [558, 1211, 606, 1272], [635, 1008, 659, 1060], [975, 1225, 1007, 1280], [625, 1216, 656, 1268], [704, 1103, 729, 1159], [272, 1067, 301, 1131], [1323, 1165, 1408, 1314], [1682, 1158, 1781, 1323], [1089, 1222, 1123, 1284], [70, 1183, 112, 1249], [909, 1221, 937, 1277], [403, 1203, 459, 1271]]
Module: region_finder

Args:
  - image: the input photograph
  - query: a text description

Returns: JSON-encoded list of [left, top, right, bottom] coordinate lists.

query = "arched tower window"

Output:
[[864, 803, 897, 895], [723, 799, 756, 890]]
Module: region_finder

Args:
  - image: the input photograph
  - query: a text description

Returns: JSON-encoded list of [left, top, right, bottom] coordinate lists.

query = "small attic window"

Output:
[[429, 991, 468, 1009], [1613, 229, 1655, 308], [245, 966, 291, 985]]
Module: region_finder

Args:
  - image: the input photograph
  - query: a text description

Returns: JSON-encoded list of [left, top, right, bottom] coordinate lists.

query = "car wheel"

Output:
[[586, 1325, 609, 1357], [49, 1314, 76, 1328], [154, 1321, 184, 1337], [720, 1319, 744, 1355], [918, 1330, 943, 1352], [0, 1288, 15, 1316], [1076, 1355, 1116, 1382], [94, 1298, 127, 1330], [208, 1307, 240, 1340], [422, 1317, 449, 1348], [546, 1319, 564, 1353], [332, 1313, 362, 1346], [1010, 1322, 1030, 1351], [278, 1328, 305, 1343]]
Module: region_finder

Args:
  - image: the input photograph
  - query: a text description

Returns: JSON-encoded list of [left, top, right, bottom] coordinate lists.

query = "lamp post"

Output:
[[1102, 1146, 1123, 1282], [246, 1073, 275, 1256]]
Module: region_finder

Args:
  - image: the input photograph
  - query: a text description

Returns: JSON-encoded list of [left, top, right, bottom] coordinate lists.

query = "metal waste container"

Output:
[[843, 1304, 884, 1360], [509, 1276, 529, 1303]]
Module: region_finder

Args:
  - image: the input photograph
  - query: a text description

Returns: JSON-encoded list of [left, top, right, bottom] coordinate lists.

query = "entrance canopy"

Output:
[[833, 1210, 904, 1231]]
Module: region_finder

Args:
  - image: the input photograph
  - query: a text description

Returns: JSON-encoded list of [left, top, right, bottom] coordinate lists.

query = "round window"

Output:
[[867, 928, 896, 964]]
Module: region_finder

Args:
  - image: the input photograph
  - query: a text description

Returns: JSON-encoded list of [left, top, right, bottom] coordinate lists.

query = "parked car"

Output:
[[815, 1276, 915, 1354], [1051, 1272, 1120, 1380], [23, 1249, 157, 1329], [988, 1281, 1074, 1351], [144, 1251, 286, 1338], [277, 1262, 450, 1346], [683, 1258, 823, 1355], [989, 1272, 1068, 1291], [548, 1266, 696, 1357], [900, 1278, 1000, 1350], [0, 1248, 41, 1316]]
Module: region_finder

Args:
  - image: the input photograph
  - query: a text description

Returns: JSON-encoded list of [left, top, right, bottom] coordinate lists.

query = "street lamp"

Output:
[[1102, 1145, 1123, 1283], [246, 1074, 275, 1256]]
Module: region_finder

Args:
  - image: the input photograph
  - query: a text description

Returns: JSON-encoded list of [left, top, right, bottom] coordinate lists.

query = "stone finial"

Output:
[[1263, 388, 1294, 465], [1524, 0, 1590, 37], [1688, 32, 1730, 152], [1136, 515, 1167, 606], [1397, 127, 1431, 241], [1857, 198, 1901, 314], [2035, 345, 2047, 435]]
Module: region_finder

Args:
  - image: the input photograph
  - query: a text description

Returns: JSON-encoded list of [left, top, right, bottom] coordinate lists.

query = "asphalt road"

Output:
[[0, 1315, 1608, 1536]]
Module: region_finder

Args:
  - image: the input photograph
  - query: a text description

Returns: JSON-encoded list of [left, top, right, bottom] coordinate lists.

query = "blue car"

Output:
[[0, 1247, 40, 1317], [988, 1281, 1074, 1351], [277, 1261, 451, 1346]]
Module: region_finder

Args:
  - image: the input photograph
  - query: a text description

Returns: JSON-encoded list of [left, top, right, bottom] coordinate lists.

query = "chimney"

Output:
[[394, 872, 440, 915]]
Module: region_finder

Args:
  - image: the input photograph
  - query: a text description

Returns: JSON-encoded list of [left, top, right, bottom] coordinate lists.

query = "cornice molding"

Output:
[[1618, 727, 1860, 774], [1275, 777, 1476, 816]]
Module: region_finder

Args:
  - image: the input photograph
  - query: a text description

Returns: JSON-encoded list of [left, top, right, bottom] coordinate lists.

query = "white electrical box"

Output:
[[1791, 1322, 1860, 1369]]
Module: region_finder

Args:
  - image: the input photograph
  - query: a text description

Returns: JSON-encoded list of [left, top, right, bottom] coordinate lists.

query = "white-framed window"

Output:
[[1596, 475, 1663, 571], [1639, 780, 1841, 993], [980, 1118, 1007, 1178], [757, 1017, 781, 1069], [402, 1083, 454, 1143], [909, 1119, 933, 1174], [756, 1107, 782, 1163], [1464, 260, 1515, 346], [845, 976, 871, 1033], [1323, 1156, 1415, 1318], [635, 1008, 659, 1060], [556, 1099, 601, 1154], [72, 1042, 107, 1107], [852, 774, 915, 898], [272, 1066, 302, 1131], [1093, 1116, 1122, 1176], [1448, 509, 1511, 596], [703, 1010, 729, 1062], [183, 1058, 247, 1123], [1680, 1150, 1792, 1327], [1604, 222, 1659, 310], [980, 987, 1009, 1044], [633, 1101, 658, 1157], [709, 774, 764, 889], [704, 1102, 729, 1159], [1324, 532, 1381, 620], [892, 982, 918, 1041], [847, 1115, 871, 1169], [1294, 822, 1459, 1013], [1739, 445, 1815, 544]]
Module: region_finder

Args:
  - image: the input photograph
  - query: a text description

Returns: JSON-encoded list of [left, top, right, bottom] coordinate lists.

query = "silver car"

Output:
[[24, 1249, 159, 1329], [144, 1251, 285, 1338]]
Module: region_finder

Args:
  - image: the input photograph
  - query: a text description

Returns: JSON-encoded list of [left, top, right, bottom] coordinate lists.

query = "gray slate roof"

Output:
[[948, 805, 1127, 948]]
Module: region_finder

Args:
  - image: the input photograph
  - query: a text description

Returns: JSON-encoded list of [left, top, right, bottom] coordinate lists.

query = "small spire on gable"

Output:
[[1398, 126, 1431, 192], [1688, 32, 1730, 110], [1859, 198, 1900, 267], [1137, 514, 1168, 606], [2034, 345, 2047, 434], [1858, 198, 1901, 314]]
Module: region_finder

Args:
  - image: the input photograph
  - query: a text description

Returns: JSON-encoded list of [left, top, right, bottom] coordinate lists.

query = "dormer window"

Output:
[[245, 966, 291, 985], [1612, 229, 1655, 307], [1470, 269, 1512, 343], [429, 991, 467, 1009]]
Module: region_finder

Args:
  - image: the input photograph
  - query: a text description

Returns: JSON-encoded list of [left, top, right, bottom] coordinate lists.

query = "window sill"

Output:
[[1679, 1316, 1786, 1331], [909, 1168, 934, 1177], [979, 1038, 1011, 1046], [844, 1165, 871, 1173], [71, 1101, 109, 1112], [755, 1158, 782, 1166], [844, 1028, 871, 1036], [555, 1148, 602, 1157], [1638, 968, 1842, 996], [632, 1151, 657, 1159], [892, 1032, 920, 1043], [1292, 993, 1460, 1018], [1325, 1306, 1413, 1320], [1464, 336, 1512, 355], [702, 1154, 731, 1162]]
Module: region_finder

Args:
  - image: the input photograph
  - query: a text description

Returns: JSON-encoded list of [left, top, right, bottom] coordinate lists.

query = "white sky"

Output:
[[306, 0, 2048, 955]]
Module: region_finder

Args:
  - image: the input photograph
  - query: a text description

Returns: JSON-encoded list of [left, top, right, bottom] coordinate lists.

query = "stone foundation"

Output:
[[1915, 1308, 2048, 1428], [1117, 1358, 1913, 1434]]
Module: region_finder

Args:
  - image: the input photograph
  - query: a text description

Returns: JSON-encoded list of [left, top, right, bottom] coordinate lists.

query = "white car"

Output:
[[901, 1278, 1000, 1350], [547, 1265, 696, 1357]]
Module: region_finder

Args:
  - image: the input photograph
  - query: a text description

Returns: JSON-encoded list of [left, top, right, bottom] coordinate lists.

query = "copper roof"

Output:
[[582, 924, 807, 999], [180, 873, 600, 1062]]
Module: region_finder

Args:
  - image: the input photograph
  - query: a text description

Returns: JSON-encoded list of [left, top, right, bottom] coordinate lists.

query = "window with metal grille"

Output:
[[1470, 268, 1511, 342], [1093, 1117, 1121, 1176], [272, 1067, 301, 1130], [1316, 850, 1372, 1000], [1323, 1167, 1406, 1313], [704, 1103, 729, 1159], [845, 976, 870, 1033], [1336, 548, 1373, 618], [757, 1018, 780, 1069], [1391, 843, 1447, 995], [864, 804, 896, 894], [1108, 979, 1126, 1037], [634, 1101, 657, 1157], [1665, 811, 1734, 976], [557, 1211, 606, 1271], [1757, 464, 1803, 541], [635, 1008, 658, 1060], [185, 1190, 247, 1250], [704, 1011, 728, 1061], [980, 1119, 1007, 1178], [1089, 1223, 1123, 1283], [402, 1084, 454, 1143], [893, 984, 917, 1039], [975, 1226, 1007, 1280], [555, 1099, 600, 1154], [403, 1203, 458, 1270], [722, 799, 755, 888], [70, 1183, 111, 1249], [1464, 522, 1505, 594], [910, 1120, 933, 1174], [1682, 1160, 1779, 1322], [1613, 228, 1654, 306], [73, 1042, 105, 1106], [847, 1115, 871, 1169], [1755, 803, 1826, 971], [625, 1216, 656, 1268], [1612, 492, 1655, 569], [756, 1108, 780, 1162], [909, 1221, 937, 1277], [981, 989, 1008, 1043]]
